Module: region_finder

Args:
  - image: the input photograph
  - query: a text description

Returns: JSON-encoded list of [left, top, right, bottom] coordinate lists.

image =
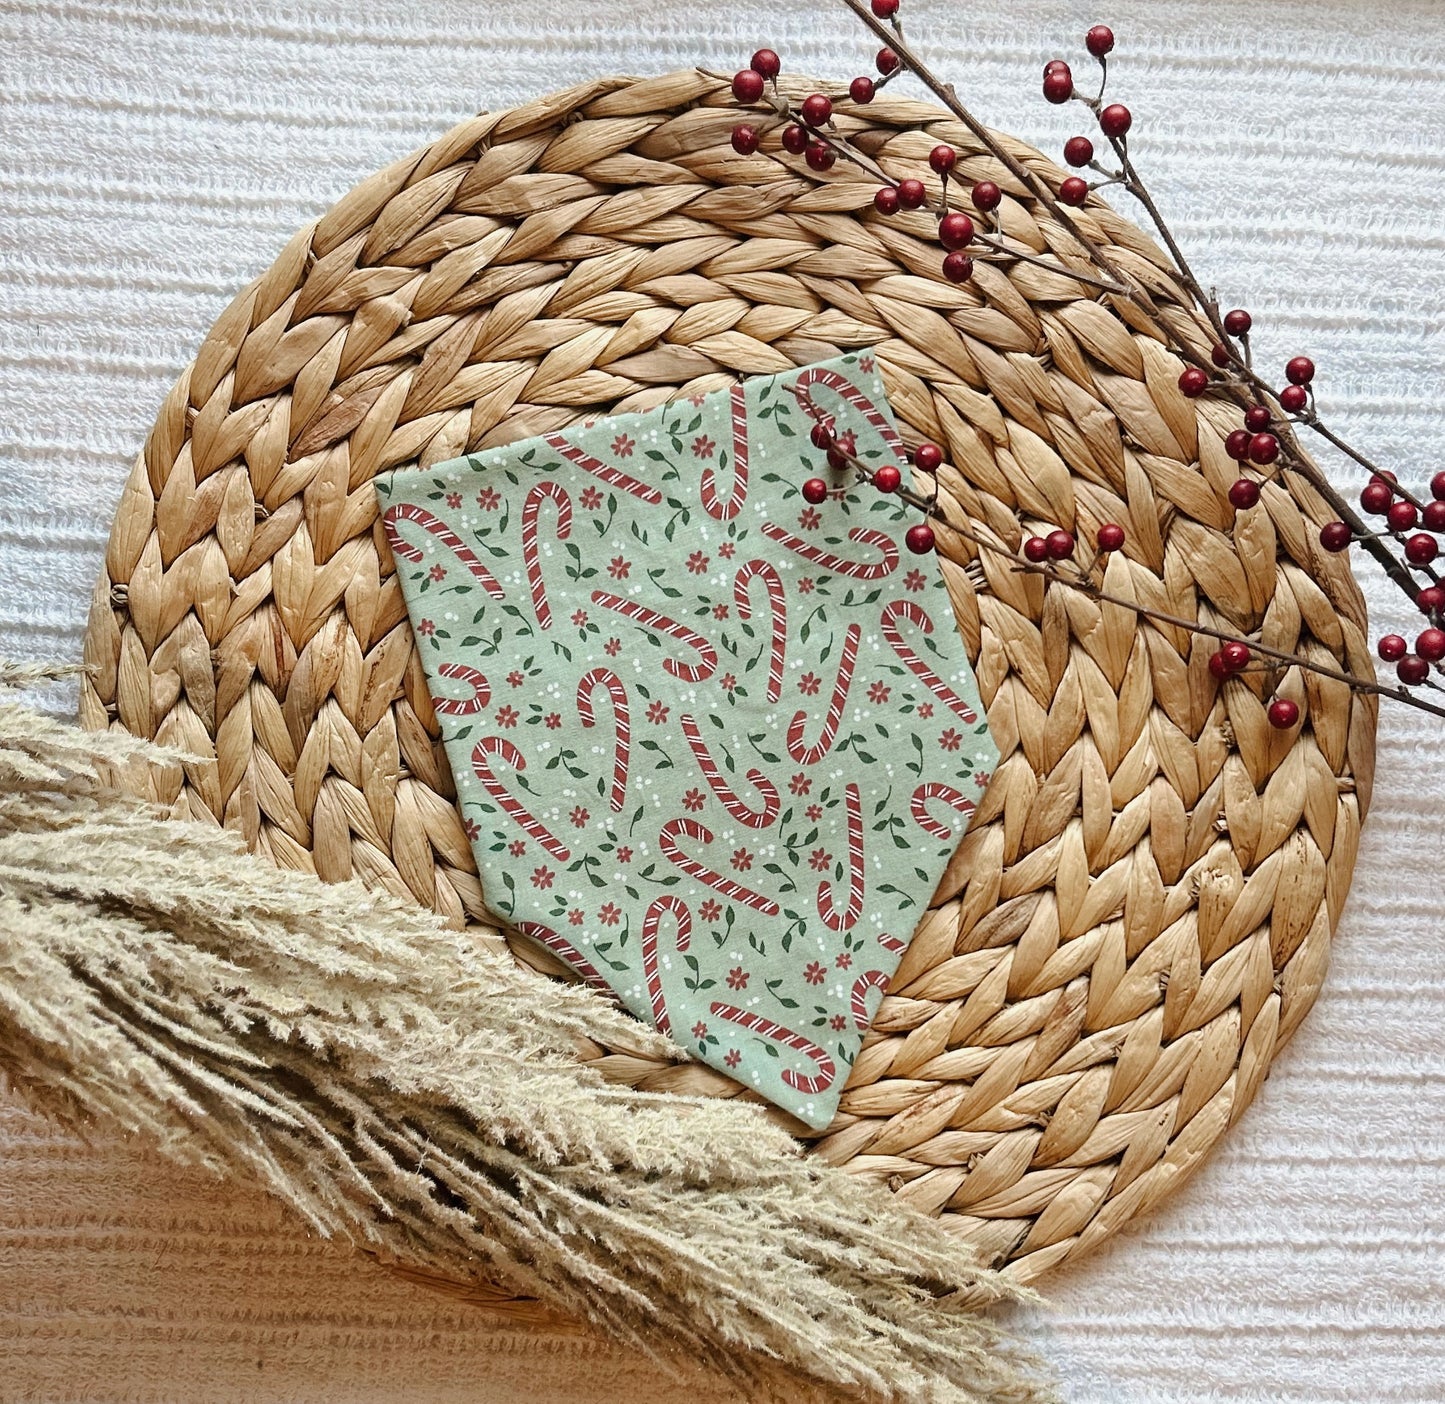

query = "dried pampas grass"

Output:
[[0, 662, 1054, 1404]]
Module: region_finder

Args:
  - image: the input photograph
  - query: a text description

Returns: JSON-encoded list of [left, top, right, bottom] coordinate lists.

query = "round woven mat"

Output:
[[80, 69, 1376, 1285]]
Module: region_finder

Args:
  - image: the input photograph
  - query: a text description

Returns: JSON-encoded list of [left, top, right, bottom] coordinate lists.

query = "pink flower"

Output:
[[612, 433, 635, 458], [691, 1020, 708, 1040], [798, 672, 821, 696], [789, 772, 811, 796], [804, 961, 827, 986], [974, 770, 992, 789], [463, 818, 481, 840], [571, 608, 588, 627], [686, 549, 709, 574], [798, 506, 821, 530], [598, 902, 621, 926], [867, 681, 891, 704], [726, 966, 749, 991], [692, 434, 716, 458], [476, 487, 500, 511], [544, 712, 562, 729], [805, 803, 823, 821], [724, 1047, 741, 1068], [730, 847, 753, 872], [835, 951, 852, 969], [495, 705, 518, 728], [808, 847, 832, 872], [507, 669, 525, 687], [683, 787, 706, 813], [712, 602, 729, 620], [688, 392, 707, 407], [580, 486, 603, 510], [797, 576, 815, 593], [531, 865, 554, 889], [699, 897, 722, 922], [646, 699, 669, 724], [917, 702, 934, 720], [616, 845, 632, 863], [603, 636, 622, 656], [720, 672, 737, 692], [608, 555, 631, 580], [508, 839, 527, 856], [718, 540, 736, 559], [829, 1013, 848, 1031], [445, 492, 462, 509], [859, 355, 874, 373], [570, 805, 589, 828], [904, 569, 927, 592], [939, 727, 961, 752], [417, 619, 435, 636], [568, 907, 584, 926], [429, 563, 446, 582]]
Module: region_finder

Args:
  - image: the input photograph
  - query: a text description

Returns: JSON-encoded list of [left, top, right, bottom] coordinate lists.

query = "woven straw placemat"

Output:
[[79, 69, 1375, 1287]]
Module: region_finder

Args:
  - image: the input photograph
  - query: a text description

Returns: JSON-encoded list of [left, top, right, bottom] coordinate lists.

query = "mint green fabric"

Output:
[[374, 354, 996, 1128]]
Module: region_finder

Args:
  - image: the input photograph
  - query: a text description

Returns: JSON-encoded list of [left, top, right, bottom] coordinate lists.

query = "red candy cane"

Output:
[[850, 970, 889, 1030], [880, 599, 979, 724], [590, 591, 718, 682], [471, 736, 570, 863], [787, 622, 860, 765], [792, 364, 906, 457], [680, 713, 780, 830], [659, 817, 780, 915], [733, 559, 787, 702], [382, 502, 506, 600], [521, 480, 572, 629], [911, 781, 977, 840], [431, 663, 490, 716], [575, 668, 630, 813], [699, 384, 750, 521], [760, 522, 900, 581], [707, 1003, 837, 1096], [514, 920, 614, 998], [542, 433, 664, 505], [876, 931, 907, 957], [816, 782, 865, 933], [640, 896, 692, 1036]]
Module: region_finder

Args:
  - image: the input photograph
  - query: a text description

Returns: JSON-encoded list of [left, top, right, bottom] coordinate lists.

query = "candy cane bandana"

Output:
[[375, 354, 997, 1128]]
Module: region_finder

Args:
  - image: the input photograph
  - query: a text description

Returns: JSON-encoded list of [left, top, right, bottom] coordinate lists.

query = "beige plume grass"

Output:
[[0, 662, 1054, 1404]]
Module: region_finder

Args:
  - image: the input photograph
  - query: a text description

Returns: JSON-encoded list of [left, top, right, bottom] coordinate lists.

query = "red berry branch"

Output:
[[723, 4, 1444, 719]]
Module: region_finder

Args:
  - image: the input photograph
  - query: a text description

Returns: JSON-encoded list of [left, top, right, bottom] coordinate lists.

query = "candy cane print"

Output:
[[542, 433, 664, 505], [679, 713, 780, 830], [382, 502, 506, 600], [850, 970, 889, 1030], [816, 781, 864, 933], [707, 1003, 837, 1096], [575, 667, 630, 813], [910, 781, 977, 840], [639, 896, 692, 1037], [520, 480, 572, 629], [733, 559, 786, 702], [431, 663, 491, 717], [699, 383, 750, 521], [880, 599, 979, 724], [786, 622, 861, 765], [590, 591, 718, 682], [470, 736, 570, 863], [513, 920, 615, 998], [791, 364, 906, 458], [658, 818, 780, 915], [759, 522, 899, 581], [876, 930, 907, 957]]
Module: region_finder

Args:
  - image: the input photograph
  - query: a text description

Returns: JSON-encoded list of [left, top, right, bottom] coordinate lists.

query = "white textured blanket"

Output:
[[1, 1, 1442, 1400]]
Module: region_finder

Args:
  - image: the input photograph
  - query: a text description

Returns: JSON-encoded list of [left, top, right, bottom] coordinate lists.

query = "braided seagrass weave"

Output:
[[80, 70, 1375, 1286]]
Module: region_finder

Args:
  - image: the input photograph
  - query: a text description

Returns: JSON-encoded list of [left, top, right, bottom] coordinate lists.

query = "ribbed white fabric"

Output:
[[1, 2, 1442, 1400]]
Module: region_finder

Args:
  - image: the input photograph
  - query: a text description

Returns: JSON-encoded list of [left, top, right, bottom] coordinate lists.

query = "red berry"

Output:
[[1064, 136, 1095, 167], [732, 69, 765, 104], [1388, 500, 1419, 531], [805, 142, 836, 172], [1223, 308, 1252, 336], [897, 178, 927, 208], [1096, 522, 1126, 552], [1279, 384, 1308, 413], [1023, 535, 1050, 563], [1086, 24, 1115, 56], [1208, 650, 1232, 682], [1229, 478, 1261, 510], [1425, 501, 1445, 532], [827, 447, 849, 471], [1212, 342, 1233, 368], [1044, 60, 1071, 77], [1432, 471, 1445, 502], [1419, 585, 1445, 615], [801, 478, 828, 505], [730, 125, 759, 155], [1372, 470, 1397, 484], [1267, 697, 1300, 729], [942, 252, 974, 283], [971, 180, 1002, 212], [1319, 521, 1352, 552], [1178, 367, 1209, 398], [1285, 355, 1316, 386], [810, 422, 834, 450], [750, 49, 781, 79], [1406, 533, 1439, 565], [781, 124, 809, 154], [1059, 176, 1090, 206], [802, 93, 833, 126], [849, 76, 876, 104], [1225, 429, 1252, 462], [1221, 641, 1252, 672], [1377, 633, 1407, 662], [1249, 432, 1280, 465], [1043, 69, 1074, 103], [1418, 628, 1445, 662], [905, 522, 936, 554], [1360, 481, 1393, 514], [1397, 655, 1431, 685], [929, 145, 957, 175], [1045, 529, 1076, 560], [871, 0, 899, 16], [877, 46, 901, 74], [873, 464, 902, 493], [914, 442, 943, 473], [1099, 103, 1132, 138], [873, 186, 900, 215], [939, 212, 975, 250]]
